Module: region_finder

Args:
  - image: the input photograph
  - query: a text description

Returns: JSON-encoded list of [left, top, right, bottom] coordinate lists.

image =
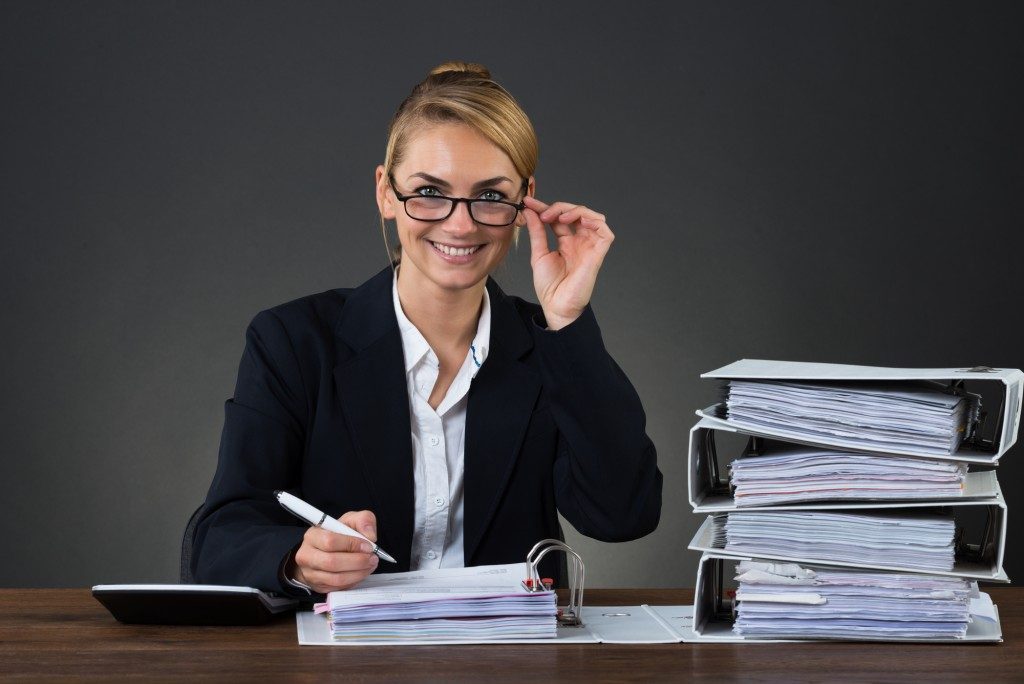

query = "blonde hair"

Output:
[[381, 62, 538, 264]]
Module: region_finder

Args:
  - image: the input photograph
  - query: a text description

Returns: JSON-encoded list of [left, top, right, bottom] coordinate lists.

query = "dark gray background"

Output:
[[2, 1, 1021, 588]]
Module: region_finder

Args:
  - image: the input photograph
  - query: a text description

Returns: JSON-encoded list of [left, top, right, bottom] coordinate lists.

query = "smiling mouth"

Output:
[[428, 240, 483, 257]]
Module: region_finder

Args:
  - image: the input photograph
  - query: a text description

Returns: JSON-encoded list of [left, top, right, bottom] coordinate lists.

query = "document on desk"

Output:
[[297, 604, 692, 645], [294, 562, 691, 645], [310, 563, 557, 642]]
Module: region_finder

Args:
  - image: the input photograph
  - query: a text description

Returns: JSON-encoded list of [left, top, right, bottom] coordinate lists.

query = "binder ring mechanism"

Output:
[[522, 539, 585, 627]]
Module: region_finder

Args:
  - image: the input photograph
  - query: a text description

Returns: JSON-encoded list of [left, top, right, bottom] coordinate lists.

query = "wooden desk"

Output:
[[0, 588, 1019, 681]]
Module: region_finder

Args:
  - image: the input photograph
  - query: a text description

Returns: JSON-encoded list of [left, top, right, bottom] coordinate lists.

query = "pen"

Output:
[[274, 491, 397, 564]]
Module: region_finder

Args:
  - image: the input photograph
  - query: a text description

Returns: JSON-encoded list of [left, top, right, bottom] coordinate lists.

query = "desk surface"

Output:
[[1, 588, 1020, 681]]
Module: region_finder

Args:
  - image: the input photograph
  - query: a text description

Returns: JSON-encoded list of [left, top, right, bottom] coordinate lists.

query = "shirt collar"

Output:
[[392, 270, 490, 376]]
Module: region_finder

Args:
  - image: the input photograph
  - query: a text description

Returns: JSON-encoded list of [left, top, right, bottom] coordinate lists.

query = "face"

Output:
[[376, 123, 531, 294]]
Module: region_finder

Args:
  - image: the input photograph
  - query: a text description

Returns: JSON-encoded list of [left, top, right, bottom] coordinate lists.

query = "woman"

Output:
[[192, 62, 662, 595]]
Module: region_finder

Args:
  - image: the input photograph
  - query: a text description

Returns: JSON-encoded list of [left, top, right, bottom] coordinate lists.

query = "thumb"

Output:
[[522, 207, 550, 266], [340, 510, 377, 543]]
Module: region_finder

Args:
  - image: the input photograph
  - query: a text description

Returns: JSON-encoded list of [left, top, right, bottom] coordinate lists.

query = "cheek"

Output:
[[395, 217, 424, 243], [490, 233, 515, 259]]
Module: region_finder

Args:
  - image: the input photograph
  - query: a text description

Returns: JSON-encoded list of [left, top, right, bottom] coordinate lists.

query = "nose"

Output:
[[442, 200, 477, 236]]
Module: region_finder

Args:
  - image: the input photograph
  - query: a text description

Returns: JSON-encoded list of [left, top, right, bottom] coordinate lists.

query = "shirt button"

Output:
[[434, 496, 446, 507], [426, 550, 437, 560], [428, 435, 440, 447]]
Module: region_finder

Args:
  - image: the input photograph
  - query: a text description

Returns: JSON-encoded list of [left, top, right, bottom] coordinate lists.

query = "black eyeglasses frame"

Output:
[[387, 173, 528, 227]]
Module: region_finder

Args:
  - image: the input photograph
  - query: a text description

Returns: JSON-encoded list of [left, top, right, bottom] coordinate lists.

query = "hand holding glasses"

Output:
[[521, 195, 615, 332]]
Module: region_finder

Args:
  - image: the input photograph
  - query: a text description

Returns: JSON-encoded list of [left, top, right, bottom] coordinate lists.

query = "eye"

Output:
[[414, 186, 444, 197], [478, 189, 506, 201]]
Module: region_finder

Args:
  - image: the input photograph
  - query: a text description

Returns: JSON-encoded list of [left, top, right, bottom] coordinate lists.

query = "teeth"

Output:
[[432, 241, 480, 257]]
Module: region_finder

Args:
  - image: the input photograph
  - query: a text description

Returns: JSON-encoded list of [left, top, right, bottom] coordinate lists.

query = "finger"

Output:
[[305, 526, 375, 554], [301, 565, 376, 593], [537, 202, 583, 223], [549, 218, 574, 239], [340, 510, 377, 543], [522, 206, 550, 264], [522, 195, 550, 214], [581, 216, 615, 241], [523, 197, 573, 236], [302, 546, 380, 574], [556, 206, 606, 226], [525, 197, 604, 225]]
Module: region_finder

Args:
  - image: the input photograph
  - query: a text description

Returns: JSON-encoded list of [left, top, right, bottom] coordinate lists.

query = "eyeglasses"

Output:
[[388, 174, 526, 227]]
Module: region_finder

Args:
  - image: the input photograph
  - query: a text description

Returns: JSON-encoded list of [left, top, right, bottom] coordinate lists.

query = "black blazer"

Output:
[[191, 266, 662, 593]]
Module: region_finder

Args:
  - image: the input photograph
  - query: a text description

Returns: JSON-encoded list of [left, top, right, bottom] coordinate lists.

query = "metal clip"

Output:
[[523, 539, 585, 627]]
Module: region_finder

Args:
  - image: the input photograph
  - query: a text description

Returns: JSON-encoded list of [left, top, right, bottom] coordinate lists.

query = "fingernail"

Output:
[[370, 555, 380, 566], [360, 542, 373, 553]]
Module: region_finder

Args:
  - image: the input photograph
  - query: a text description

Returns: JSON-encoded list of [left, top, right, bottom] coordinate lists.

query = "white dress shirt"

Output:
[[283, 273, 490, 591], [392, 271, 490, 570]]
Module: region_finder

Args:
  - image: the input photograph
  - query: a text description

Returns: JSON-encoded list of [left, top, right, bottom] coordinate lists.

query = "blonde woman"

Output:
[[192, 62, 662, 595]]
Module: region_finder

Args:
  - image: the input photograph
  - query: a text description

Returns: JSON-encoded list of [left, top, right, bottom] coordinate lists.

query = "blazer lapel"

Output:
[[463, 278, 542, 564], [332, 267, 415, 570]]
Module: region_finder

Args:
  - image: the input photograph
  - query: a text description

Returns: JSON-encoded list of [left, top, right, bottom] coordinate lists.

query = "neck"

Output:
[[395, 265, 484, 352]]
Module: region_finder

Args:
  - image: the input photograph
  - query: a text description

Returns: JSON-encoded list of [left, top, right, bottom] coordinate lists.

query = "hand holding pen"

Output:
[[276, 491, 396, 594]]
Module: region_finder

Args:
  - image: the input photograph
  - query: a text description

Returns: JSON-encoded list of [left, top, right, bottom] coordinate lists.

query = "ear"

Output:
[[375, 165, 397, 220]]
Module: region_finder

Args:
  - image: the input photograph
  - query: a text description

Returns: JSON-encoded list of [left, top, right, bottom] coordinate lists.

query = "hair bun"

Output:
[[428, 61, 491, 79]]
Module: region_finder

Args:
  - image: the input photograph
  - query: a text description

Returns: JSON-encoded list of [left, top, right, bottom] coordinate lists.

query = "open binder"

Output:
[[688, 552, 1003, 643], [697, 360, 1023, 464], [297, 540, 691, 645]]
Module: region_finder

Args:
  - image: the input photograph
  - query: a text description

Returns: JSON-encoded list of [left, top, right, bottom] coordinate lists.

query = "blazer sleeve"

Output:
[[191, 309, 310, 593], [530, 305, 663, 542]]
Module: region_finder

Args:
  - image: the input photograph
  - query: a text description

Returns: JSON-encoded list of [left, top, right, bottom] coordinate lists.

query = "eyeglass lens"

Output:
[[404, 196, 518, 226]]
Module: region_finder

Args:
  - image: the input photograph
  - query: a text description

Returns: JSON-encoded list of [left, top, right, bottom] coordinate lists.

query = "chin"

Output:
[[428, 268, 490, 291]]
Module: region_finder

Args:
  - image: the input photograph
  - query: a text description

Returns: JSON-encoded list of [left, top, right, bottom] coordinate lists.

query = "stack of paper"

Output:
[[732, 559, 972, 640], [725, 380, 980, 456], [313, 563, 557, 642], [719, 511, 956, 572], [729, 449, 967, 506], [683, 360, 1020, 643]]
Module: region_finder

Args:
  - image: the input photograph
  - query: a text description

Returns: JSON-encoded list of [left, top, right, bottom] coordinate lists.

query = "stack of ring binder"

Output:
[[684, 359, 1022, 643]]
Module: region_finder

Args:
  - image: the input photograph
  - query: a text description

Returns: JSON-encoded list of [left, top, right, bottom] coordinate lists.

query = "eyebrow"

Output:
[[406, 172, 516, 191]]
